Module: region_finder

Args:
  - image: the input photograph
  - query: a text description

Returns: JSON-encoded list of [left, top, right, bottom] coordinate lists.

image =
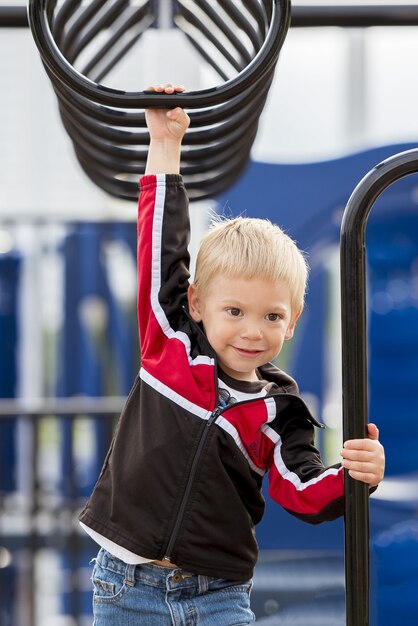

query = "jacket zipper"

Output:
[[163, 405, 221, 561], [164, 307, 221, 562]]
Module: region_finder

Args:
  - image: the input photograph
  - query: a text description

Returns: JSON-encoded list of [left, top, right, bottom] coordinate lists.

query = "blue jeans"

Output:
[[92, 548, 255, 625]]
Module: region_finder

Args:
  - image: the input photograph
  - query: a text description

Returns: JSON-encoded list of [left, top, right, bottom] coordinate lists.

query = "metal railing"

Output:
[[0, 397, 125, 626]]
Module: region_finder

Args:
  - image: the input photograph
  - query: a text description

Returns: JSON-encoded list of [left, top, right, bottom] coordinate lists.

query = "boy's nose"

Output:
[[241, 325, 263, 340]]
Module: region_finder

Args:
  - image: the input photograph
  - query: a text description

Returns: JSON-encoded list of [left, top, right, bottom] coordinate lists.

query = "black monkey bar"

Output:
[[340, 149, 418, 626], [24, 0, 290, 201]]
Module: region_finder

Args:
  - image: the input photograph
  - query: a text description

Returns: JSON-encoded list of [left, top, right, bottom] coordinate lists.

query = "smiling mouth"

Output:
[[233, 347, 263, 357]]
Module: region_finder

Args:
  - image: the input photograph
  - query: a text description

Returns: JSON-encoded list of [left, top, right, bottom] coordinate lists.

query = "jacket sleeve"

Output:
[[267, 414, 345, 524], [137, 174, 191, 361]]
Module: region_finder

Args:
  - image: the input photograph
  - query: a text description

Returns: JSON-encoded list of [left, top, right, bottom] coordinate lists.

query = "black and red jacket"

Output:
[[79, 174, 344, 581]]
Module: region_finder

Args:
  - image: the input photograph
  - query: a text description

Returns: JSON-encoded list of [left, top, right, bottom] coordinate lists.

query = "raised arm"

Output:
[[144, 83, 190, 174], [137, 84, 192, 366]]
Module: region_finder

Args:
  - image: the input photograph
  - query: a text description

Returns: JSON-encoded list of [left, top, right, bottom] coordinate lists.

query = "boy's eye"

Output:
[[227, 308, 242, 317], [266, 313, 281, 322]]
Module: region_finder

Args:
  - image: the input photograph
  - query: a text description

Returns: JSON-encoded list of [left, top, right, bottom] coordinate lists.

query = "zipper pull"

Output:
[[209, 406, 222, 423]]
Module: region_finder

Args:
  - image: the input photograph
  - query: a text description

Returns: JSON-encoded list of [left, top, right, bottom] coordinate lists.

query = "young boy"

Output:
[[79, 84, 385, 625]]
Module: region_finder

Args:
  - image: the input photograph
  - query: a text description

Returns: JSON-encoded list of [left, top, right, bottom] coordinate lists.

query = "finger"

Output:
[[145, 85, 166, 93], [343, 438, 376, 451], [166, 106, 183, 118], [167, 107, 190, 126], [341, 449, 374, 463], [341, 440, 382, 455], [165, 85, 186, 94], [367, 423, 379, 440], [341, 458, 376, 473], [161, 83, 185, 94], [346, 469, 379, 484], [145, 84, 185, 94]]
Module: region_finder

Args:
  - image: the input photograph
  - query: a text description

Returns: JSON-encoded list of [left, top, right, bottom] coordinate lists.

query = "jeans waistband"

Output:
[[95, 548, 218, 592]]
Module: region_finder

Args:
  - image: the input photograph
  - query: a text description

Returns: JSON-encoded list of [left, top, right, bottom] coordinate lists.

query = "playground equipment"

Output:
[[27, 0, 290, 200], [340, 149, 418, 625]]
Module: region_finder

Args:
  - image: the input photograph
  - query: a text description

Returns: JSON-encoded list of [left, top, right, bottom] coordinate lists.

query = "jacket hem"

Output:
[[79, 510, 255, 581], [79, 510, 162, 561]]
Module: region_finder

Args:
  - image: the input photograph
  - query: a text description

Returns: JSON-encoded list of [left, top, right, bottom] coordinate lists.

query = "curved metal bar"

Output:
[[54, 72, 272, 148], [52, 0, 81, 42], [28, 0, 290, 108], [193, 0, 255, 65], [61, 0, 130, 65], [179, 32, 231, 82], [249, 0, 270, 34], [60, 100, 260, 199], [27, 0, 288, 200], [48, 61, 271, 130], [73, 135, 254, 201], [81, 10, 153, 80], [55, 0, 106, 57], [175, 1, 253, 75], [340, 148, 418, 626], [219, 0, 264, 49]]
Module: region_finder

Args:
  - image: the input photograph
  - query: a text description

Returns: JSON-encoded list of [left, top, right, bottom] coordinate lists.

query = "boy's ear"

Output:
[[188, 284, 202, 322], [285, 308, 302, 340]]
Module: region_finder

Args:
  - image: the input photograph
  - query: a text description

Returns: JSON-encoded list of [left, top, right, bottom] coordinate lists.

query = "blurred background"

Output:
[[1, 1, 418, 624]]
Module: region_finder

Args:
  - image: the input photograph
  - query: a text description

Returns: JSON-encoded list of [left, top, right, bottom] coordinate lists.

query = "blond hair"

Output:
[[193, 216, 309, 315]]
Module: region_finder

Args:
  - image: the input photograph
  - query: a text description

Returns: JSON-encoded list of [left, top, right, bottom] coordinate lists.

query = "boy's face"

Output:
[[188, 273, 300, 382]]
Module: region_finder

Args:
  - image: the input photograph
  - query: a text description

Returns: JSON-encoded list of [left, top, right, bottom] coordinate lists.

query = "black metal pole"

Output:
[[340, 149, 418, 626], [4, 4, 418, 29], [292, 4, 418, 28]]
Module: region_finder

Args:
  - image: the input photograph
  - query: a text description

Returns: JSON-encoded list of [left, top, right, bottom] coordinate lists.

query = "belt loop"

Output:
[[124, 563, 136, 587], [198, 574, 209, 594]]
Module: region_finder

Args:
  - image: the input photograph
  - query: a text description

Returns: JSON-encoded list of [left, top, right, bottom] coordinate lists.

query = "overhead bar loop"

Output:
[[28, 0, 291, 200]]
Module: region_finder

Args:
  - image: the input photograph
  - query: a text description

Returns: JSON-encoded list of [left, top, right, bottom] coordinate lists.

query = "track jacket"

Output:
[[79, 174, 345, 581]]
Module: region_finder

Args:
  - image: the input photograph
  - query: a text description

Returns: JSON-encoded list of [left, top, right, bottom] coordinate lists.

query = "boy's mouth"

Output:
[[233, 347, 263, 357]]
